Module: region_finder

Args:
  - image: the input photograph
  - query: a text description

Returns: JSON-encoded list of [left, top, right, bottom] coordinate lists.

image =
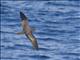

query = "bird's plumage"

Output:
[[20, 12, 38, 50]]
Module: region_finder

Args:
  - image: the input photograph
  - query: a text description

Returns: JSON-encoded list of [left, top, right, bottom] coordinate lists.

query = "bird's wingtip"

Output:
[[20, 11, 27, 20]]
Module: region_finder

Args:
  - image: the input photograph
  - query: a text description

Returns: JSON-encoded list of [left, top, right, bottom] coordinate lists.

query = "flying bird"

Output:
[[17, 12, 38, 50]]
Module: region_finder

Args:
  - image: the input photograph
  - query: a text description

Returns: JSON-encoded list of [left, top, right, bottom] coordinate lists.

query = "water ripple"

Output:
[[1, 1, 80, 60]]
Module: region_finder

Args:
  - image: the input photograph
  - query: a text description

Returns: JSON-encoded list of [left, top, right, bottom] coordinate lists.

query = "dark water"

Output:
[[1, 1, 80, 60]]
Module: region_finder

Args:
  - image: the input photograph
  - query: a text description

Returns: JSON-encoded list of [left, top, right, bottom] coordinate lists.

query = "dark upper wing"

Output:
[[20, 11, 28, 21]]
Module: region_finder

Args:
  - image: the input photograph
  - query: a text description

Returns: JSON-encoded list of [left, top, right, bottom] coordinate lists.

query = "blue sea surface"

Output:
[[1, 1, 80, 60]]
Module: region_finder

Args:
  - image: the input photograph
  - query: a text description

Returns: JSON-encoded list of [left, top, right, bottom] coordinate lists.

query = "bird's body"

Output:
[[19, 12, 38, 50]]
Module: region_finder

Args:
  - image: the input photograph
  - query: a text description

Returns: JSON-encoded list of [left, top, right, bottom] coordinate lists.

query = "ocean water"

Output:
[[1, 1, 80, 60]]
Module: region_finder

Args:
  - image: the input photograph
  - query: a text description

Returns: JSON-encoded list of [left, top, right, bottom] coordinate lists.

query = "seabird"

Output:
[[17, 12, 38, 50]]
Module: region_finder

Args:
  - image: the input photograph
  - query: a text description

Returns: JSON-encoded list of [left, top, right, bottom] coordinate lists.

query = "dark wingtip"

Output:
[[33, 42, 39, 50], [20, 11, 27, 20], [33, 46, 39, 50]]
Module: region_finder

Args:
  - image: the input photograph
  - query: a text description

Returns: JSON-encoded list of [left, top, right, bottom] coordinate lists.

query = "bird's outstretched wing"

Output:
[[19, 11, 38, 50]]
